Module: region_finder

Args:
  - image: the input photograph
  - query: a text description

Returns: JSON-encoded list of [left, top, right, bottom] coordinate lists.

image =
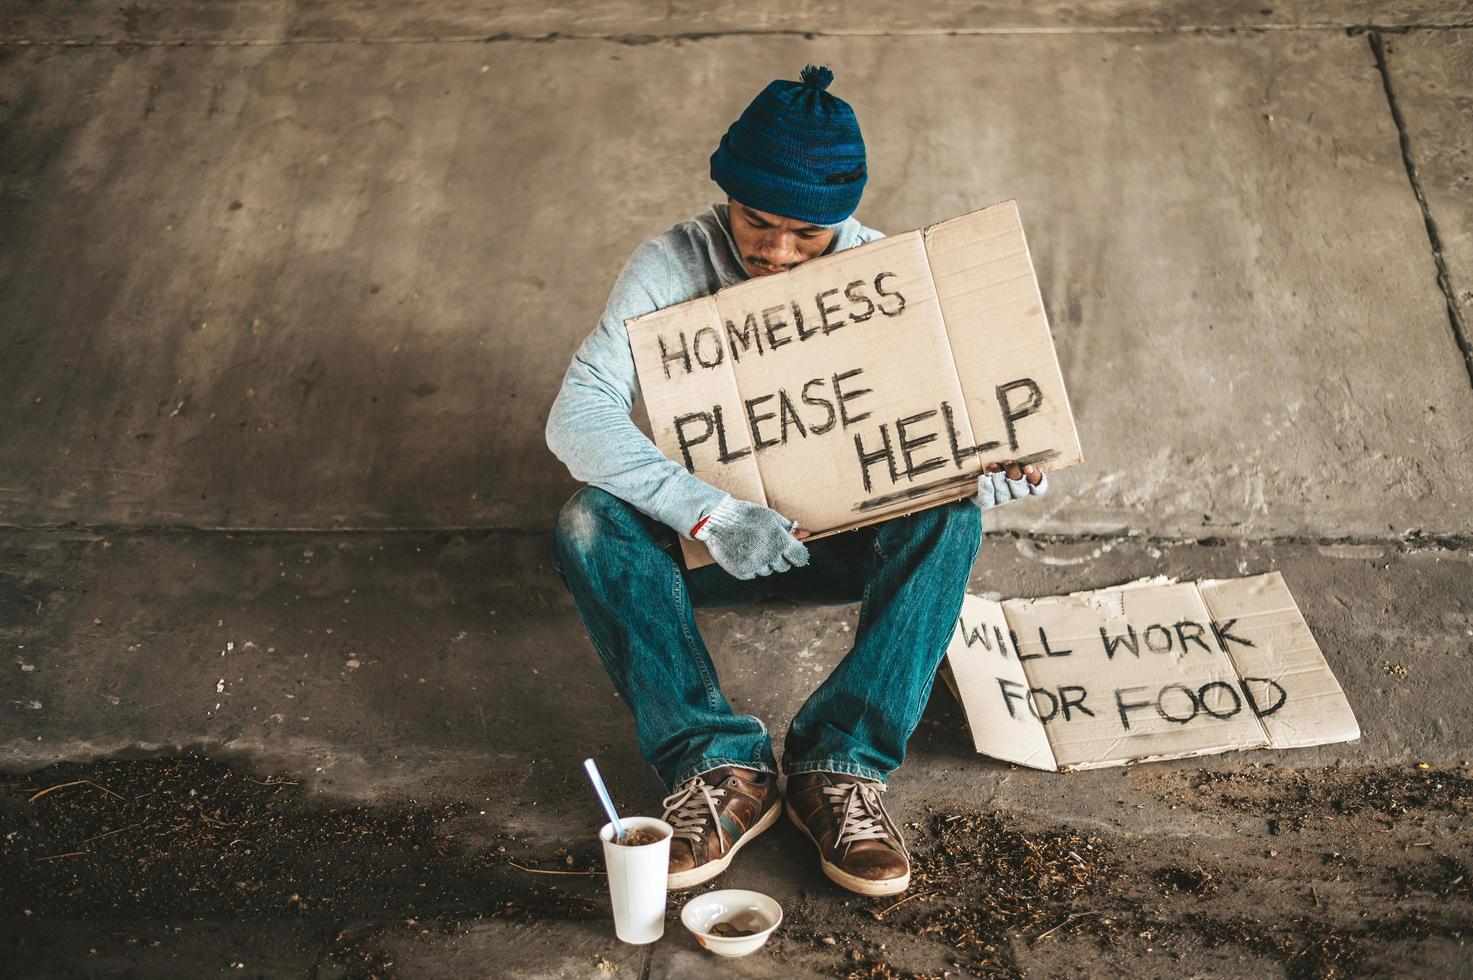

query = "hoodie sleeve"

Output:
[[544, 237, 729, 537], [852, 221, 886, 246]]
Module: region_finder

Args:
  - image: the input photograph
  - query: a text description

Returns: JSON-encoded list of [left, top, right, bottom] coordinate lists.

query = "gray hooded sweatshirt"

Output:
[[545, 202, 885, 537]]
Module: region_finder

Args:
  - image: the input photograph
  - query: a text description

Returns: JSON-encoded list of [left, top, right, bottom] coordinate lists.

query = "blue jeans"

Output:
[[551, 487, 982, 791]]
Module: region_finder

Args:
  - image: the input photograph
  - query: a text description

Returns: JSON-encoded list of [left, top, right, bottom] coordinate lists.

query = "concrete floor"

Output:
[[2, 2, 1472, 977]]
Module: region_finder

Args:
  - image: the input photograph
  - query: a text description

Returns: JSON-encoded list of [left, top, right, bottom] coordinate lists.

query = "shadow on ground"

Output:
[[3, 750, 1471, 978]]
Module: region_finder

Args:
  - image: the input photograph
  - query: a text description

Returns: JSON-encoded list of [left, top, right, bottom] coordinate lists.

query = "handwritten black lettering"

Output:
[[833, 368, 872, 428], [958, 616, 995, 653], [1212, 618, 1255, 652], [725, 313, 762, 362], [874, 271, 906, 317], [1239, 677, 1287, 718], [845, 279, 876, 323], [996, 378, 1043, 451], [998, 677, 1029, 719], [673, 411, 713, 471], [1174, 620, 1213, 654], [1100, 625, 1140, 660], [1197, 680, 1243, 719], [745, 394, 778, 451], [791, 299, 813, 341], [776, 388, 807, 444], [1115, 686, 1153, 730], [1039, 627, 1073, 659], [1143, 624, 1174, 655], [815, 287, 845, 335], [712, 405, 751, 464], [762, 305, 793, 350], [801, 378, 837, 435], [1030, 687, 1059, 722], [1156, 683, 1199, 724], [1059, 685, 1094, 721], [941, 399, 1000, 468], [1114, 680, 1262, 731], [692, 325, 724, 369], [659, 332, 691, 379], [853, 425, 898, 493], [896, 410, 945, 480]]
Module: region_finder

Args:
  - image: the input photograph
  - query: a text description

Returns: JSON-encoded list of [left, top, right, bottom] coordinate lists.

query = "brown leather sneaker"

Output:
[[662, 766, 781, 890], [785, 771, 910, 896]]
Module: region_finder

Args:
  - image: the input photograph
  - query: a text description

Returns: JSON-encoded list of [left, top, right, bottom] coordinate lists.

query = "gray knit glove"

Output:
[[694, 495, 810, 580], [975, 462, 1049, 509]]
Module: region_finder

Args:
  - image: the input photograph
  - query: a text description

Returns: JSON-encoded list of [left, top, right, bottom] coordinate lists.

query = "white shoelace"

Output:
[[822, 780, 899, 857], [661, 775, 728, 848]]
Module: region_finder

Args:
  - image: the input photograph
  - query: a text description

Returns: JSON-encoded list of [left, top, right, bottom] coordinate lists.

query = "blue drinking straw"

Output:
[[583, 758, 626, 843]]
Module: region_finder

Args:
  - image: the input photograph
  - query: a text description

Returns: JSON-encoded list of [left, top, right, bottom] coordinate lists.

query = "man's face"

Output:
[[728, 198, 838, 278]]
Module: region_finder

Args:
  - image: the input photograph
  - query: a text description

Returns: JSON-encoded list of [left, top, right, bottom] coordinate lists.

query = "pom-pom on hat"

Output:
[[709, 64, 868, 226]]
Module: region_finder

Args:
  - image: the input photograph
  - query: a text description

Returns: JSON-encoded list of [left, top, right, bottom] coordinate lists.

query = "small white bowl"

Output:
[[680, 889, 783, 957]]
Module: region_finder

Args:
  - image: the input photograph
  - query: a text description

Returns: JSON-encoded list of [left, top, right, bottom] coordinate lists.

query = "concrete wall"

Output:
[[3, 7, 1471, 538]]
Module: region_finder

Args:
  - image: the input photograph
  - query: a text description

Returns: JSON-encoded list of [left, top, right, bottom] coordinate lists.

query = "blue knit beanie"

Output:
[[709, 64, 867, 227]]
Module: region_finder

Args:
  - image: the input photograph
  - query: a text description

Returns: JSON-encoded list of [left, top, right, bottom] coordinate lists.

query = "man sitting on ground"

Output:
[[546, 65, 1047, 897]]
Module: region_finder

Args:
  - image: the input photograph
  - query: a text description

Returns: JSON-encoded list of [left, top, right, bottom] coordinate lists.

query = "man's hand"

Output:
[[975, 459, 1049, 509], [694, 495, 809, 580]]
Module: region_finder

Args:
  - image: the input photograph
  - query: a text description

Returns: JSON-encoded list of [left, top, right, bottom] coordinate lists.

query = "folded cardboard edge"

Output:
[[680, 483, 982, 569], [939, 663, 1060, 771]]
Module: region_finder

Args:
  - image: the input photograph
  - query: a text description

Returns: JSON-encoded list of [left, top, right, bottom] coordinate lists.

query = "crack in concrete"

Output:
[[1, 522, 1467, 551], [999, 528, 1472, 552], [0, 23, 1470, 48], [1347, 23, 1473, 35], [1368, 30, 1473, 391]]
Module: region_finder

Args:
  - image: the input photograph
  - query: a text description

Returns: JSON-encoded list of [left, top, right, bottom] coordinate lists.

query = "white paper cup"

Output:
[[599, 816, 673, 944]]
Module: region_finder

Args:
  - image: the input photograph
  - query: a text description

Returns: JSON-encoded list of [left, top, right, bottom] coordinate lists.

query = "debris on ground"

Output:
[[3, 755, 1470, 978]]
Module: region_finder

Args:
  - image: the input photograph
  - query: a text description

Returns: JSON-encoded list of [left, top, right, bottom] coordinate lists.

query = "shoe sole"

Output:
[[665, 800, 782, 891], [785, 800, 911, 897]]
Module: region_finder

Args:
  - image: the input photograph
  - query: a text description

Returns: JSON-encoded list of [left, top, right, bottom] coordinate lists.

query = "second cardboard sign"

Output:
[[627, 200, 1083, 568], [941, 572, 1361, 771]]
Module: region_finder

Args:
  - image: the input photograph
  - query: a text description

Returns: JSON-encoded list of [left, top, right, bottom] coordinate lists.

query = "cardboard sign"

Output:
[[941, 572, 1360, 771], [627, 201, 1082, 568]]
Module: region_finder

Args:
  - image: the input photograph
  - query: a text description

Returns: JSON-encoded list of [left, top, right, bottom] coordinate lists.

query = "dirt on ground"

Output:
[[769, 762, 1472, 978], [0, 753, 602, 975], [2, 754, 1470, 978]]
